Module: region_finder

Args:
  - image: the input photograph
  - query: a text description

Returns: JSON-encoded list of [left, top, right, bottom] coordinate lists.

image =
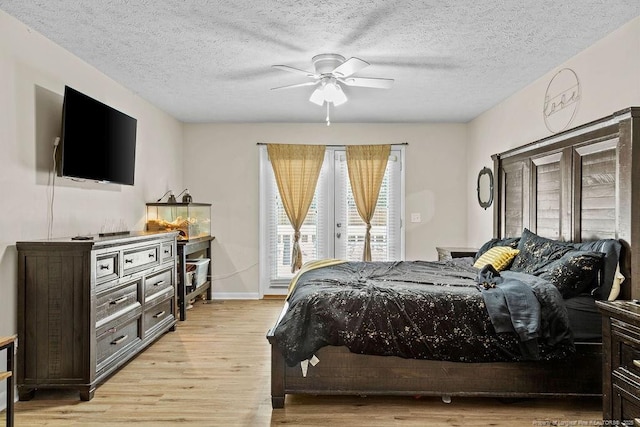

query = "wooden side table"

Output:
[[177, 236, 215, 321], [0, 335, 15, 427], [436, 247, 478, 261]]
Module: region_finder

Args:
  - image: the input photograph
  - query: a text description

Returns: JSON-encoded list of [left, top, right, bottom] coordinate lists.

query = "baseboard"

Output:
[[210, 292, 261, 300]]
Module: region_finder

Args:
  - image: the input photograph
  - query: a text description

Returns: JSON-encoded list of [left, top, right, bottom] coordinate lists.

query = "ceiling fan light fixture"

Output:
[[309, 87, 325, 106], [323, 82, 347, 106]]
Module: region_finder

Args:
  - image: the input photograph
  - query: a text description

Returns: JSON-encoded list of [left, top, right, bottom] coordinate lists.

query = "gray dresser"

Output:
[[16, 231, 178, 401]]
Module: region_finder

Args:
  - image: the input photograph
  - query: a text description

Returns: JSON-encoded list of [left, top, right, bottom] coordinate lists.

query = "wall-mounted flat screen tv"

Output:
[[59, 86, 137, 186]]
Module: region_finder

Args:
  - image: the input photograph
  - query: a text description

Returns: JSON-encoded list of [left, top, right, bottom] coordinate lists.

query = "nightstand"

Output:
[[436, 247, 478, 261], [596, 300, 640, 426]]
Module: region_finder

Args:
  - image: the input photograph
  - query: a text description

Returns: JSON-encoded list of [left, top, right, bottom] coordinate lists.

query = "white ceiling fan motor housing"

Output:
[[312, 53, 346, 75]]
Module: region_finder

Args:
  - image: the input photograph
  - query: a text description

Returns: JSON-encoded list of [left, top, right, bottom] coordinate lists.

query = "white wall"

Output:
[[0, 10, 184, 345], [466, 16, 640, 247], [183, 123, 468, 297]]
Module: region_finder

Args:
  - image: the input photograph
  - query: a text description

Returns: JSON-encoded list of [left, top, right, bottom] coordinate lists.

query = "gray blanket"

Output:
[[476, 264, 542, 359]]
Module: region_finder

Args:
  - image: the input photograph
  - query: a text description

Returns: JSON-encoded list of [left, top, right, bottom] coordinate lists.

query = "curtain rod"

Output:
[[256, 142, 408, 146]]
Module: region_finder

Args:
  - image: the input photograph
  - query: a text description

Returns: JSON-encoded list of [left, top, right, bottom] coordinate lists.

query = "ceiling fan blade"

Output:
[[271, 81, 318, 91], [332, 57, 369, 78], [340, 77, 394, 89], [272, 64, 318, 78]]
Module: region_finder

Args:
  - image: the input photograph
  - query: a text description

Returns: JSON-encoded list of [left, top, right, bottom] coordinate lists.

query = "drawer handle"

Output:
[[110, 296, 128, 305], [99, 264, 110, 270], [634, 359, 640, 369], [148, 253, 155, 258], [153, 311, 166, 319], [153, 280, 166, 287], [164, 249, 170, 254], [125, 258, 133, 264], [106, 327, 117, 334], [111, 335, 128, 345]]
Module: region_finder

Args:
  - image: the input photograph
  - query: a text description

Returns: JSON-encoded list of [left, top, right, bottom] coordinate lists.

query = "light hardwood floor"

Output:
[[8, 299, 602, 426]]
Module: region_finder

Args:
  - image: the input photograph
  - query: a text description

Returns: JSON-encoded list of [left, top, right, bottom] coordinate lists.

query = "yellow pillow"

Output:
[[473, 246, 520, 271]]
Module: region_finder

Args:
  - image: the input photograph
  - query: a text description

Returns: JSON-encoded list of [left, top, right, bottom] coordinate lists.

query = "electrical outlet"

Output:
[[410, 213, 421, 223]]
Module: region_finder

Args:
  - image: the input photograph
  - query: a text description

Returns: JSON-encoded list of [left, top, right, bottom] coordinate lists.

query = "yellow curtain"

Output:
[[267, 144, 325, 272], [346, 144, 391, 261]]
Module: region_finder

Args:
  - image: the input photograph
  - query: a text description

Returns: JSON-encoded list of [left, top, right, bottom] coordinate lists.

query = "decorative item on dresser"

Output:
[[145, 202, 213, 320], [0, 335, 15, 427], [436, 246, 478, 261], [597, 300, 640, 425], [16, 231, 178, 401]]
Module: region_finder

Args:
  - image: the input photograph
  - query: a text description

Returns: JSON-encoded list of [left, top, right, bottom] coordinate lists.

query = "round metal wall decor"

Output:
[[543, 68, 581, 133]]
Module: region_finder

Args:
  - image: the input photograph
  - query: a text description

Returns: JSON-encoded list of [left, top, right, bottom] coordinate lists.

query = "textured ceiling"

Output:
[[1, 1, 639, 124]]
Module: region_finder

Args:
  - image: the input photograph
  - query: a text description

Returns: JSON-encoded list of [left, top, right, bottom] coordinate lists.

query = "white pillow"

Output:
[[607, 263, 625, 301]]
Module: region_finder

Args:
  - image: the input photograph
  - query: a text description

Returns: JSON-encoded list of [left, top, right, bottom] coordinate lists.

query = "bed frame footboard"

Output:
[[267, 335, 602, 409]]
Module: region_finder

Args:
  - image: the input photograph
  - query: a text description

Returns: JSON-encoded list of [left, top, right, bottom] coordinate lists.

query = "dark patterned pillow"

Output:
[[537, 250, 605, 298], [572, 239, 622, 300], [510, 229, 573, 274], [474, 237, 520, 261]]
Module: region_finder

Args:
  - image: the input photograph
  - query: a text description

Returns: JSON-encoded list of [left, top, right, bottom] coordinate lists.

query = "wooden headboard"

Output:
[[492, 107, 640, 300]]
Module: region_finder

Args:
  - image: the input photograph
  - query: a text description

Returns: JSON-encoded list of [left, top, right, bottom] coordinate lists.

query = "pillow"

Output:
[[606, 263, 625, 301], [537, 250, 605, 299], [473, 246, 520, 271], [571, 239, 622, 300], [510, 229, 573, 274], [474, 237, 520, 261]]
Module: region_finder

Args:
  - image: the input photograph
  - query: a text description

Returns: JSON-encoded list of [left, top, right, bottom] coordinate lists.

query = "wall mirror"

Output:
[[477, 167, 494, 210]]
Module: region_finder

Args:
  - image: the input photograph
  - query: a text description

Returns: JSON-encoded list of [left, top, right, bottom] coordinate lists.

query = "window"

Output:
[[259, 146, 405, 295]]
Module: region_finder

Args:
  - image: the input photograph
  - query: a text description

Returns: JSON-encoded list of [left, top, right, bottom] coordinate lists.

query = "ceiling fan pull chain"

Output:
[[326, 102, 331, 126]]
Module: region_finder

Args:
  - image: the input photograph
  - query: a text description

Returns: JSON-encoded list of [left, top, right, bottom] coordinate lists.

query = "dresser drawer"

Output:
[[96, 315, 141, 368], [612, 319, 640, 379], [620, 342, 640, 379], [144, 298, 174, 334], [95, 281, 141, 327], [144, 267, 174, 302], [612, 377, 640, 425], [95, 252, 119, 283], [123, 245, 159, 274], [160, 240, 174, 262]]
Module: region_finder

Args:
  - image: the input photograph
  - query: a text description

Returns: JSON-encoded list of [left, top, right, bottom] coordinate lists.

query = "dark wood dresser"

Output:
[[16, 231, 178, 401], [597, 300, 640, 426]]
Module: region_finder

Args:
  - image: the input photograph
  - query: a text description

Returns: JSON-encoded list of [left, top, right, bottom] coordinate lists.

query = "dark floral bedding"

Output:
[[271, 258, 575, 367]]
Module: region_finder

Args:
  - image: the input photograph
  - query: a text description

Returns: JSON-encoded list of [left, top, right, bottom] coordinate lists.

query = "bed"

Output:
[[266, 107, 640, 408]]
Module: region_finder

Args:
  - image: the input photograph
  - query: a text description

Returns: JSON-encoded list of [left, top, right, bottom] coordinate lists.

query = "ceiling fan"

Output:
[[271, 53, 394, 125]]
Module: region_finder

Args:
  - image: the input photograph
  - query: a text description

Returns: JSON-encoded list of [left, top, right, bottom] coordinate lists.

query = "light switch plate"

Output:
[[410, 213, 421, 223]]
